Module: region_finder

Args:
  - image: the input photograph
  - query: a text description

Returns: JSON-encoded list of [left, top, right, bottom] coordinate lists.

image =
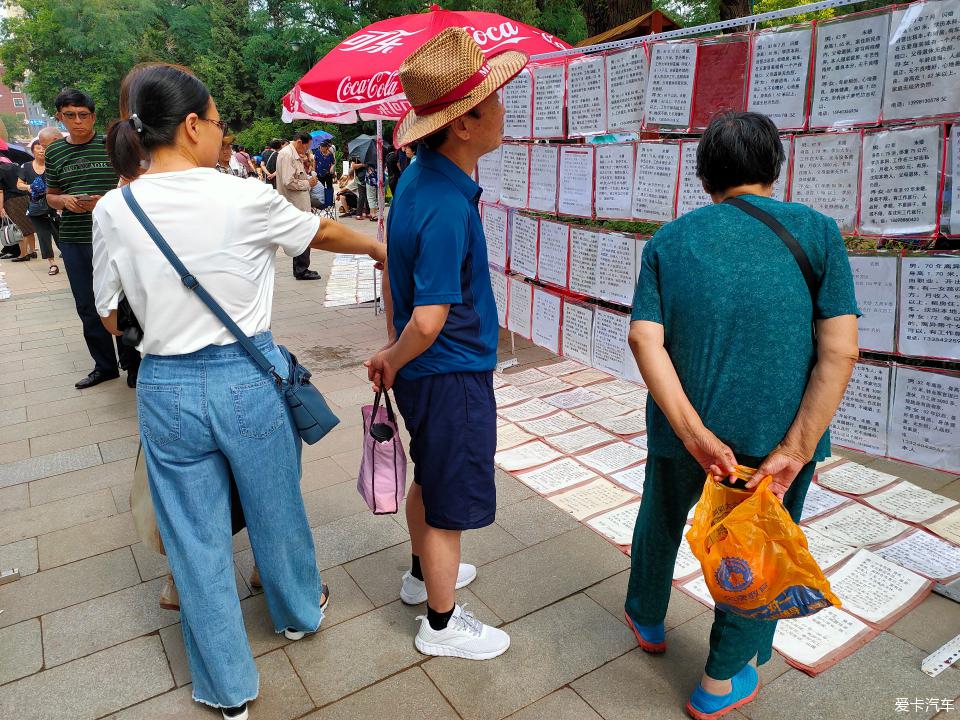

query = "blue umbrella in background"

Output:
[[310, 129, 333, 150]]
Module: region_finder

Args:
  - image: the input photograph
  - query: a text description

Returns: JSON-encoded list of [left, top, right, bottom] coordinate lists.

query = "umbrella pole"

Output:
[[374, 119, 385, 316]]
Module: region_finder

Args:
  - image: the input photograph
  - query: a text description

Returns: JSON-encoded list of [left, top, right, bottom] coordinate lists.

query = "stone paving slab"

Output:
[[0, 488, 116, 545], [38, 511, 139, 569], [0, 619, 43, 686], [0, 483, 29, 512], [303, 667, 460, 720], [0, 443, 103, 489], [505, 688, 603, 720], [27, 457, 135, 506], [0, 537, 39, 577]]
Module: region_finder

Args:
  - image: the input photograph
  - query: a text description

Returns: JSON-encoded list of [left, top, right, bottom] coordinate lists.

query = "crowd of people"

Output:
[[1, 23, 862, 720]]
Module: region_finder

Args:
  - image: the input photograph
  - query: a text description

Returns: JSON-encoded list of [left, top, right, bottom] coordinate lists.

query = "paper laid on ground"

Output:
[[596, 410, 647, 436], [531, 63, 566, 138], [495, 440, 564, 472], [618, 388, 649, 410], [498, 397, 557, 423], [863, 481, 958, 524], [629, 435, 648, 451], [537, 219, 568, 288], [596, 232, 638, 305], [577, 441, 648, 475], [810, 12, 890, 128], [503, 368, 551, 386], [566, 55, 607, 136], [546, 425, 619, 454], [521, 376, 571, 398], [674, 536, 702, 580], [802, 527, 858, 572], [874, 530, 960, 581], [816, 455, 847, 470], [502, 69, 533, 139], [587, 501, 640, 546], [482, 203, 508, 269], [590, 379, 644, 398], [510, 212, 539, 279], [515, 456, 597, 494], [506, 276, 533, 340], [849, 256, 897, 352], [926, 508, 960, 546], [800, 483, 851, 522], [563, 368, 612, 387], [675, 141, 710, 216], [859, 125, 942, 236], [495, 384, 532, 408], [594, 144, 635, 220], [632, 142, 680, 222], [568, 227, 599, 297], [816, 463, 899, 496], [545, 387, 603, 409], [497, 423, 536, 451], [517, 410, 586, 436], [644, 41, 697, 128], [551, 478, 638, 521], [747, 26, 813, 129], [558, 146, 594, 217], [888, 368, 960, 472], [490, 269, 507, 328], [681, 574, 715, 608], [477, 147, 502, 204], [805, 503, 910, 547], [773, 606, 872, 671], [532, 287, 562, 356], [898, 257, 960, 360], [606, 46, 648, 131], [611, 464, 646, 495], [538, 360, 586, 378], [500, 143, 530, 208], [592, 309, 631, 378], [827, 549, 929, 625], [883, 0, 960, 122], [570, 398, 634, 424], [561, 301, 594, 366], [829, 363, 891, 456], [528, 144, 559, 214], [492, 373, 507, 389], [790, 132, 862, 232]]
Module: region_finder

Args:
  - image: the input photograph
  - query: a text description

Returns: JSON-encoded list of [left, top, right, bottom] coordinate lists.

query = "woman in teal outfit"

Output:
[[625, 112, 860, 720]]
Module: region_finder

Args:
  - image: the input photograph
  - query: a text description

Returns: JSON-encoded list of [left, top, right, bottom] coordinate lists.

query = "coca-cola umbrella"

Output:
[[282, 4, 571, 123]]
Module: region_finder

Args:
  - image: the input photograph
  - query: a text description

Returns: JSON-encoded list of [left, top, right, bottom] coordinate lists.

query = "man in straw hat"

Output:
[[365, 27, 526, 660]]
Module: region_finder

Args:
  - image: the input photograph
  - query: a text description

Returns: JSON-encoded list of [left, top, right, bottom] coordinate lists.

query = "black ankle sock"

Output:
[[411, 554, 424, 581], [427, 604, 455, 631]]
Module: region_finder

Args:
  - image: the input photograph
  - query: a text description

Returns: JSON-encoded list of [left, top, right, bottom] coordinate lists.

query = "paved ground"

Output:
[[0, 224, 958, 720]]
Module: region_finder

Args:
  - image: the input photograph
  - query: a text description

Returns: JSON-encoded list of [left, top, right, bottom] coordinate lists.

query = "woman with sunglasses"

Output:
[[92, 63, 385, 720]]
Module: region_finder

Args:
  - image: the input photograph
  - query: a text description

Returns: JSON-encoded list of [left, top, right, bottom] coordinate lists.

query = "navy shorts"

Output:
[[393, 371, 497, 531]]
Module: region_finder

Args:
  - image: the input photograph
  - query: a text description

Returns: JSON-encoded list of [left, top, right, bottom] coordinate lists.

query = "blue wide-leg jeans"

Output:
[[138, 332, 322, 708]]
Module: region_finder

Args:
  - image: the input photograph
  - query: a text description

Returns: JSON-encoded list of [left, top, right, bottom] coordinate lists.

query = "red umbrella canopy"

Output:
[[283, 5, 571, 123]]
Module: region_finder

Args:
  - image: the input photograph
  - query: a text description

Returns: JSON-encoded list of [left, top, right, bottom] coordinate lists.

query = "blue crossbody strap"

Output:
[[121, 184, 281, 382]]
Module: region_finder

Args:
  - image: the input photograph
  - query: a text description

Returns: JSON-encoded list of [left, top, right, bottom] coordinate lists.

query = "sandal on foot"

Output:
[[624, 611, 666, 653], [48, 264, 59, 275], [685, 665, 759, 720]]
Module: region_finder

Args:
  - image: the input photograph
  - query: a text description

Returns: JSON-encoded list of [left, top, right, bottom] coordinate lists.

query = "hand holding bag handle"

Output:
[[121, 184, 339, 444]]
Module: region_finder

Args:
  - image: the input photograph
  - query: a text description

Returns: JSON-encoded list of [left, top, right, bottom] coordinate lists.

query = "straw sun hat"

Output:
[[393, 27, 528, 148]]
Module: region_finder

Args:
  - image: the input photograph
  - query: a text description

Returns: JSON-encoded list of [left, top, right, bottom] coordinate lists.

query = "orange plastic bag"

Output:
[[685, 466, 841, 621]]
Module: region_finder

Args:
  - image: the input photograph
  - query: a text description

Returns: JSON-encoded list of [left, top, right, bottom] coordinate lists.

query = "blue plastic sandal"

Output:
[[624, 611, 666, 653], [685, 664, 759, 720]]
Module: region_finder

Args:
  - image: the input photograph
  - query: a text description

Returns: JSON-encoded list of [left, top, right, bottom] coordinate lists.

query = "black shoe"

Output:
[[0, 250, 17, 259], [75, 369, 120, 389], [221, 703, 248, 720], [295, 270, 321, 280], [10, 254, 32, 262], [126, 368, 138, 388]]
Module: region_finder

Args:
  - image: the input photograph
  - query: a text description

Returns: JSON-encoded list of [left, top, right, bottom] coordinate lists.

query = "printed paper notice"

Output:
[[790, 132, 862, 232], [674, 536, 702, 579], [595, 144, 635, 220], [810, 12, 890, 128], [926, 508, 960, 546], [771, 136, 792, 201], [532, 287, 562, 354], [606, 46, 648, 131], [577, 441, 648, 475], [898, 257, 960, 360], [516, 457, 597, 494], [849, 256, 897, 352], [495, 440, 564, 472], [644, 42, 697, 128], [597, 410, 647, 436], [561, 301, 594, 365], [594, 232, 637, 307], [611, 464, 646, 494], [537, 220, 568, 288], [817, 463, 899, 496], [827, 549, 929, 625], [563, 368, 612, 387], [632, 142, 679, 222], [495, 384, 532, 408], [747, 27, 813, 129], [800, 483, 851, 522], [802, 526, 858, 571], [570, 398, 634, 424], [568, 227, 599, 297], [522, 377, 572, 398], [510, 212, 539, 279], [592, 308, 630, 378], [502, 69, 532, 139], [588, 501, 640, 546], [551, 478, 637, 520], [590, 379, 645, 398], [528, 144, 559, 214], [545, 387, 602, 409], [489, 267, 507, 327], [498, 397, 557, 423], [864, 481, 958, 524], [681, 575, 715, 608], [875, 530, 960, 581], [539, 359, 586, 377], [500, 143, 530, 209], [806, 504, 910, 547], [482, 203, 508, 269], [830, 362, 891, 456], [773, 606, 870, 669], [506, 276, 533, 339], [675, 141, 710, 216], [547, 425, 618, 454], [497, 423, 535, 451], [888, 367, 960, 472], [558, 146, 594, 217], [567, 56, 607, 136], [477, 147, 502, 204], [532, 63, 565, 138], [517, 410, 586, 436]]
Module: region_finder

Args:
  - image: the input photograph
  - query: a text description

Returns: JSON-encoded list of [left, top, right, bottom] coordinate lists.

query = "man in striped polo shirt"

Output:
[[46, 88, 140, 389]]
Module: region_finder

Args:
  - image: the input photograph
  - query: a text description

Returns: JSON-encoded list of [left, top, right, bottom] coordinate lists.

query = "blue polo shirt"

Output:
[[387, 147, 499, 380]]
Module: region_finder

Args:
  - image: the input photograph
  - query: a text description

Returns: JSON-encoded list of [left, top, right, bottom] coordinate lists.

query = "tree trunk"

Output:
[[581, 0, 652, 38], [718, 0, 752, 32]]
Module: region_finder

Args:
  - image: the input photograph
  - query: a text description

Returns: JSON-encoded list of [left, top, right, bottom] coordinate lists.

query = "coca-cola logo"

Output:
[[337, 71, 401, 102], [465, 22, 529, 52]]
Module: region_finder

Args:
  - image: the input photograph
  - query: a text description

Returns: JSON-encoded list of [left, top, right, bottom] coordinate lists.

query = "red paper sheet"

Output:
[[690, 38, 750, 129]]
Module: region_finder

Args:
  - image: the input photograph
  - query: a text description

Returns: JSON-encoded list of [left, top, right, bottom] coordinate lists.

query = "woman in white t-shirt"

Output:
[[92, 64, 385, 720]]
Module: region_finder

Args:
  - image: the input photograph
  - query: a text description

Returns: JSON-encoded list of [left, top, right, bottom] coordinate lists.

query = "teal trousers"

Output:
[[624, 451, 815, 680]]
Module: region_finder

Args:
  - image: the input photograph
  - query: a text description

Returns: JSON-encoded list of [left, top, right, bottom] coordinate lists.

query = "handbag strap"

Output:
[[723, 196, 819, 304], [371, 387, 398, 423], [121, 184, 282, 382]]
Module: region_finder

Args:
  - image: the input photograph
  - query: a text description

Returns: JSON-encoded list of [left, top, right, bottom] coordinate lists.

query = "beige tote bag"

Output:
[[130, 444, 165, 555]]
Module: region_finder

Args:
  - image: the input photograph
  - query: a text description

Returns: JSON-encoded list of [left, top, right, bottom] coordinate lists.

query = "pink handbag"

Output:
[[358, 389, 407, 514]]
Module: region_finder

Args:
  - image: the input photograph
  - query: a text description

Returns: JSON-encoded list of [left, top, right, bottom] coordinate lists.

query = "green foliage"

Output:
[[0, 112, 27, 141]]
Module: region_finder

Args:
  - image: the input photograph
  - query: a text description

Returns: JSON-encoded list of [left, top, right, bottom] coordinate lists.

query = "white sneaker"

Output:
[[400, 563, 477, 605], [415, 605, 510, 660]]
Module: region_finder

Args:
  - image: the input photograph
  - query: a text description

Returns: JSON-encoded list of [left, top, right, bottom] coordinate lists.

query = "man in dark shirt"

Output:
[[46, 88, 140, 389], [312, 141, 336, 208], [262, 139, 282, 188]]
